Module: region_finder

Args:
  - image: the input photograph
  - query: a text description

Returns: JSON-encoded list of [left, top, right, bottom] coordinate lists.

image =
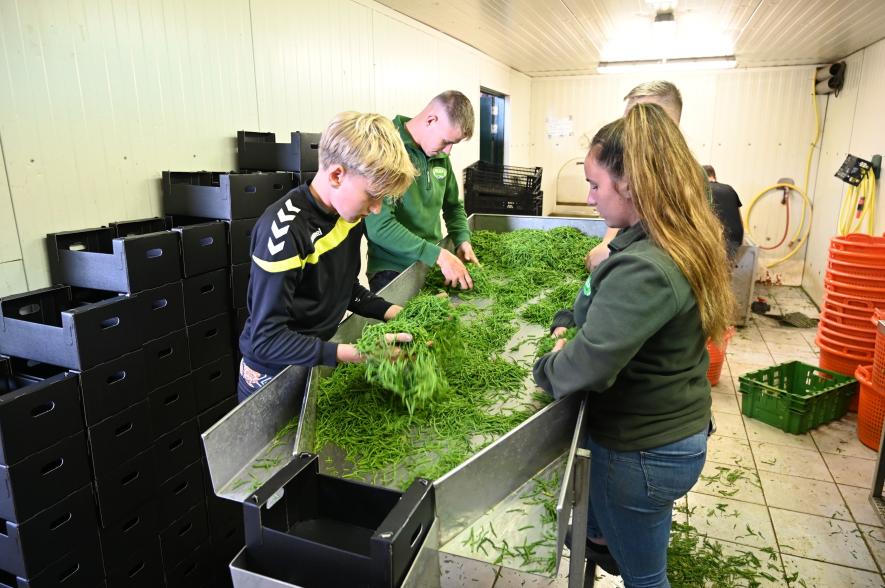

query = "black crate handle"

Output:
[[198, 236, 214, 247], [164, 392, 180, 406], [122, 516, 141, 533], [106, 370, 127, 385], [49, 511, 73, 530], [58, 563, 81, 583], [41, 457, 64, 476], [199, 283, 215, 295], [100, 316, 120, 330], [145, 247, 164, 259], [31, 401, 55, 417], [127, 562, 145, 578], [151, 298, 169, 311]]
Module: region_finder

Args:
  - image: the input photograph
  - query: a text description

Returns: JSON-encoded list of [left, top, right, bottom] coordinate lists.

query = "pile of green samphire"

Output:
[[314, 226, 598, 489]]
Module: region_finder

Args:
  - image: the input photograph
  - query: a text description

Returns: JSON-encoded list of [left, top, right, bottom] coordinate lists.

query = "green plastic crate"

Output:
[[738, 361, 858, 434]]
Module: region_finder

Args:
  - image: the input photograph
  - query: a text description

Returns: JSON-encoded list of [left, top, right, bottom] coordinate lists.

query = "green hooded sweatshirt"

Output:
[[365, 116, 471, 275], [533, 223, 711, 452]]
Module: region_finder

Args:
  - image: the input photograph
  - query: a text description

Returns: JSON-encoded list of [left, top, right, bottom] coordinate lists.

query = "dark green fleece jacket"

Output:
[[364, 116, 471, 274], [533, 223, 711, 451]]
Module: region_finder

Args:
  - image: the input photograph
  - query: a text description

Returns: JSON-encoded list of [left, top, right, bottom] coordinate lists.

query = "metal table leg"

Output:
[[568, 447, 597, 587]]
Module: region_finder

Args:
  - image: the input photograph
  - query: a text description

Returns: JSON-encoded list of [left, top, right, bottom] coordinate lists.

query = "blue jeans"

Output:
[[585, 429, 707, 588]]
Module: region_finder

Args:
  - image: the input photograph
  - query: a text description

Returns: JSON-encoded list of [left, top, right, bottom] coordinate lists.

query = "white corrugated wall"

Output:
[[531, 67, 825, 285], [803, 38, 885, 305], [0, 0, 531, 295]]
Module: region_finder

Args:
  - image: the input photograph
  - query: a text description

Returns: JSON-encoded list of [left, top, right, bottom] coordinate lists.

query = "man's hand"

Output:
[[552, 338, 567, 352], [437, 248, 473, 290], [383, 304, 403, 321], [585, 242, 611, 273], [456, 241, 480, 266], [551, 326, 568, 338]]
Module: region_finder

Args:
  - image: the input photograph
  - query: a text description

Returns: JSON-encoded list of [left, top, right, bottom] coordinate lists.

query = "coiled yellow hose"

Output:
[[745, 70, 819, 268]]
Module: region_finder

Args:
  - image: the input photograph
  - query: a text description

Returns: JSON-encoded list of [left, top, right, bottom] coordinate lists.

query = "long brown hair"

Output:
[[591, 103, 734, 342]]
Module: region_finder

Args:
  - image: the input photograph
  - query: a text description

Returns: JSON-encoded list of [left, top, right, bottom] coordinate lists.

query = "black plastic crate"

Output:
[[237, 131, 321, 173], [162, 172, 294, 220], [196, 395, 236, 433], [104, 536, 164, 588], [98, 499, 158, 578], [133, 281, 186, 344], [148, 373, 196, 437], [228, 217, 257, 265], [75, 348, 147, 426], [192, 354, 236, 413], [187, 312, 233, 370], [0, 358, 83, 466], [47, 227, 181, 294], [0, 286, 139, 370], [0, 484, 96, 578], [0, 432, 91, 524], [465, 189, 543, 217], [166, 540, 214, 588], [182, 268, 230, 326], [109, 217, 170, 237], [157, 460, 204, 528], [230, 262, 250, 309], [159, 501, 209, 570], [143, 329, 191, 391], [94, 447, 157, 528], [87, 399, 153, 477], [153, 419, 201, 484], [0, 529, 104, 588], [234, 454, 433, 588], [464, 161, 542, 196], [167, 216, 230, 277]]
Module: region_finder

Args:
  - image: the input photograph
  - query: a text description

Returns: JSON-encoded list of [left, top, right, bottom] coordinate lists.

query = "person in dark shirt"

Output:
[[703, 165, 744, 259], [535, 105, 734, 585], [237, 112, 418, 402]]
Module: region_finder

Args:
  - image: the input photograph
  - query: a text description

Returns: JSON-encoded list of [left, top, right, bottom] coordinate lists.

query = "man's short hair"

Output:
[[702, 165, 716, 180], [624, 80, 683, 119], [319, 112, 417, 199], [431, 90, 475, 140]]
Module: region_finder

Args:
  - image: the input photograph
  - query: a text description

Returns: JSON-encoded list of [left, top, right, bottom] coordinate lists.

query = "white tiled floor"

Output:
[[438, 285, 885, 587]]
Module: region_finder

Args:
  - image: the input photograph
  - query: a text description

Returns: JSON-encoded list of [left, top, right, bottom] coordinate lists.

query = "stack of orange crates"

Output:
[[816, 234, 885, 410]]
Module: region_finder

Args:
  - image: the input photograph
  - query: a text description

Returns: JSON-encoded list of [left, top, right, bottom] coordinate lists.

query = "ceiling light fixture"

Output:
[[596, 55, 736, 74]]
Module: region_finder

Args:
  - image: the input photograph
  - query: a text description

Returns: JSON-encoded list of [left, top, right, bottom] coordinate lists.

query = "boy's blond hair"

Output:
[[319, 112, 417, 199]]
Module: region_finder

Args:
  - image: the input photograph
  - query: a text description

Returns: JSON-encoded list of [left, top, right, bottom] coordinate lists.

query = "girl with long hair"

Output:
[[534, 103, 734, 587]]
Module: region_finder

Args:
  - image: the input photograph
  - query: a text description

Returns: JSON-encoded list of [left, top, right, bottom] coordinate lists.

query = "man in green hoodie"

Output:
[[365, 91, 479, 292]]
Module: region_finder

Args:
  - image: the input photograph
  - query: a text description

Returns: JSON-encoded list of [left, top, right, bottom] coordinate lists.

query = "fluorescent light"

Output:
[[597, 56, 736, 74]]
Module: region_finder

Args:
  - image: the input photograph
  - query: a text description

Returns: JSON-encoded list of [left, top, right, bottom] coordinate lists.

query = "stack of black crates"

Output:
[[0, 129, 318, 587], [463, 160, 543, 216]]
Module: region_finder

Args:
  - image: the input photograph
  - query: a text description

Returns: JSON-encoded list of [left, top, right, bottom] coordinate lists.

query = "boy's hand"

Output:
[[456, 242, 480, 266], [437, 249, 473, 290], [383, 304, 403, 321], [336, 334, 413, 364]]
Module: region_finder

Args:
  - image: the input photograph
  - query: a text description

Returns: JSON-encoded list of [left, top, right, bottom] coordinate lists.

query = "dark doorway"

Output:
[[479, 88, 506, 165]]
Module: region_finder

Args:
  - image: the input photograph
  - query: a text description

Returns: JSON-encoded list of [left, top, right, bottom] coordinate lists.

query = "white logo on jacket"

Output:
[[267, 199, 301, 255]]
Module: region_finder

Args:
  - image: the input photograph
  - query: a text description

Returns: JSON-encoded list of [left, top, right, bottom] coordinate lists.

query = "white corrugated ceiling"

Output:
[[374, 0, 885, 76]]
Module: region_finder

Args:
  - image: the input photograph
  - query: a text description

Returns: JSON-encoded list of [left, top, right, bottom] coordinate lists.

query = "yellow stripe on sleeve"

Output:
[[252, 218, 361, 273]]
